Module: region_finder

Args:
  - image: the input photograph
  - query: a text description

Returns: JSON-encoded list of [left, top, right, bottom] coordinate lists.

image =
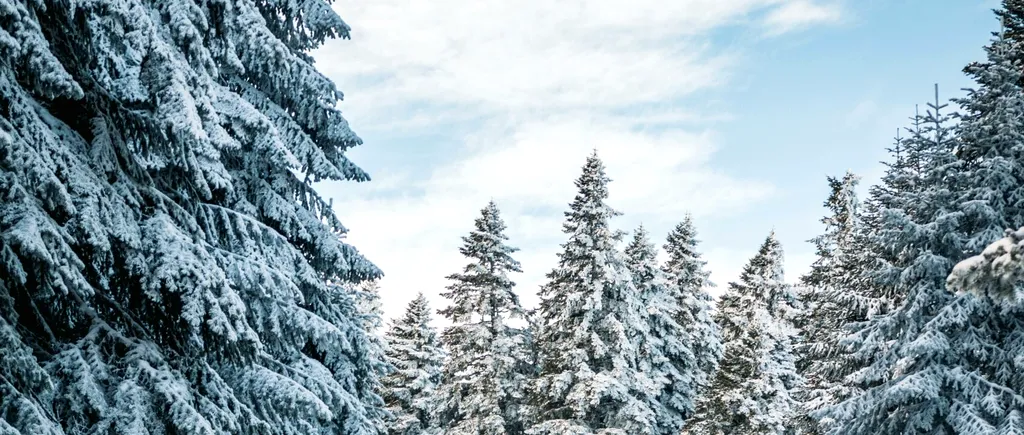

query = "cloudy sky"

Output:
[[313, 0, 1000, 325]]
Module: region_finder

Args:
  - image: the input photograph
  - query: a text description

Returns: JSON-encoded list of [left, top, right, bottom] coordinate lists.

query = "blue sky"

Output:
[[313, 0, 1002, 324]]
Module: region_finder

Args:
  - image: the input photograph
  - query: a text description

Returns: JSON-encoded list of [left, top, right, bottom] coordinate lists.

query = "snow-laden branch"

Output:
[[947, 227, 1024, 302]]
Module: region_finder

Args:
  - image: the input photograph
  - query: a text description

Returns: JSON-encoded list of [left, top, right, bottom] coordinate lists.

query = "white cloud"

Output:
[[319, 0, 845, 123], [763, 0, 844, 36], [316, 0, 845, 322]]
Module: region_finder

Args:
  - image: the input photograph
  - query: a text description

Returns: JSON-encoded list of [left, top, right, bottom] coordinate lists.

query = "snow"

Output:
[[947, 227, 1024, 302]]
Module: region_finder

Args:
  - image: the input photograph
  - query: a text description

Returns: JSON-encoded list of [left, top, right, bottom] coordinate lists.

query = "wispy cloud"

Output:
[[316, 0, 847, 321], [763, 0, 844, 36]]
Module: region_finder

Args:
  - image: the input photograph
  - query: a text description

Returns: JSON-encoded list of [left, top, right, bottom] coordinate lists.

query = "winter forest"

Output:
[[3, 0, 1024, 434]]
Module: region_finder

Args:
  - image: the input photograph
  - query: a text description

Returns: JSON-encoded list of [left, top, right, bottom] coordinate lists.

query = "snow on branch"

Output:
[[947, 227, 1024, 302]]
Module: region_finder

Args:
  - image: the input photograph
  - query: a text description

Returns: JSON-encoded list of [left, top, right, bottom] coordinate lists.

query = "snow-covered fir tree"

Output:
[[624, 225, 697, 435], [0, 0, 388, 433], [685, 232, 803, 435], [793, 172, 870, 434], [820, 87, 967, 434], [351, 279, 393, 434], [661, 216, 723, 413], [382, 293, 446, 435], [435, 201, 533, 435], [529, 151, 657, 435], [923, 19, 1024, 432]]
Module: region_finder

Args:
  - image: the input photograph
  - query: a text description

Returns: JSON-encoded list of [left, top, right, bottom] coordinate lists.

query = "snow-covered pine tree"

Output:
[[0, 0, 387, 433], [381, 293, 446, 435], [810, 112, 940, 435], [793, 172, 870, 434], [895, 18, 1024, 432], [528, 151, 656, 435], [351, 279, 393, 434], [624, 225, 697, 435], [661, 215, 722, 413], [820, 87, 966, 434], [685, 232, 803, 435], [435, 201, 532, 435]]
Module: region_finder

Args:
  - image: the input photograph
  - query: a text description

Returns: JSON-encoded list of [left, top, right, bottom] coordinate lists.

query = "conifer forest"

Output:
[[4, 0, 1024, 434]]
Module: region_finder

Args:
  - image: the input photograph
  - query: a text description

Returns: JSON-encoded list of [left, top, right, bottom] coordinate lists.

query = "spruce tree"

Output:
[[624, 225, 697, 435], [929, 22, 1024, 432], [827, 16, 1024, 429], [382, 293, 446, 435], [661, 216, 722, 410], [0, 0, 386, 433], [885, 19, 1024, 433], [529, 151, 656, 435], [352, 279, 393, 434], [685, 232, 803, 435], [435, 201, 532, 435], [820, 88, 965, 434], [793, 172, 869, 433]]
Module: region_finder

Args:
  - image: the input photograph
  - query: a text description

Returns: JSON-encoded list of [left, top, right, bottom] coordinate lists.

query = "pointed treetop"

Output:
[[468, 200, 516, 247], [401, 292, 434, 324], [739, 231, 785, 285], [626, 225, 657, 260], [566, 151, 619, 222], [412, 291, 429, 306], [664, 215, 702, 259]]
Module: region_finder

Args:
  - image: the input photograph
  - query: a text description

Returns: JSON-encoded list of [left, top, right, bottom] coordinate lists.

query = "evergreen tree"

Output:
[[685, 232, 803, 435], [528, 151, 656, 435], [793, 172, 870, 433], [0, 0, 386, 432], [820, 87, 965, 434], [931, 22, 1024, 432], [880, 19, 1024, 433], [661, 216, 723, 410], [436, 201, 532, 435], [816, 111, 942, 431], [624, 225, 696, 435], [352, 279, 393, 434], [382, 293, 446, 435]]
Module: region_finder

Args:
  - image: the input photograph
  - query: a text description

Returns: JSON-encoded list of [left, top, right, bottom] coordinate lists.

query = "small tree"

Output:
[[382, 293, 446, 435], [686, 232, 803, 435]]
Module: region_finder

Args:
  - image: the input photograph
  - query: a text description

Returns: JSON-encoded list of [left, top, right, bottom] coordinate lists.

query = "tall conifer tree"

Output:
[[794, 172, 869, 433], [529, 151, 656, 435], [435, 201, 532, 435], [662, 216, 722, 409], [624, 225, 697, 435], [821, 88, 965, 434]]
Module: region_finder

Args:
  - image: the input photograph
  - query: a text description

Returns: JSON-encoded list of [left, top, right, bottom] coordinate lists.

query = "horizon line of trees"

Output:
[[377, 150, 727, 435], [377, 1, 1024, 433]]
